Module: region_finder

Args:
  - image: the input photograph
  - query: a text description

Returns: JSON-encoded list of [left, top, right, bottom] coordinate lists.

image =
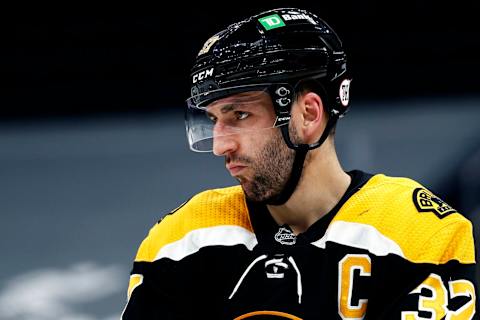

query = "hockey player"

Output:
[[122, 8, 477, 319]]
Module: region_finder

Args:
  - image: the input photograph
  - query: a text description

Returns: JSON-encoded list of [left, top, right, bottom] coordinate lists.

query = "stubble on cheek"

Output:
[[241, 129, 296, 203]]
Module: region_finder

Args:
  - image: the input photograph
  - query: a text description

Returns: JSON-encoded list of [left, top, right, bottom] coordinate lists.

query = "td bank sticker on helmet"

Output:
[[258, 14, 286, 30]]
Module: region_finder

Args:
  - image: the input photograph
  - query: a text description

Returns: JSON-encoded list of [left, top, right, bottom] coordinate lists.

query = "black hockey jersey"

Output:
[[121, 171, 477, 319]]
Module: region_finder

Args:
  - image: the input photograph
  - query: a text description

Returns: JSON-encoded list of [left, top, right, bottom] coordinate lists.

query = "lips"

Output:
[[226, 164, 247, 176]]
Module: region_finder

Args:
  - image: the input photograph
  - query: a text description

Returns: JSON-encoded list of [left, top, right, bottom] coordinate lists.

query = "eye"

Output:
[[235, 111, 250, 120], [207, 114, 217, 124]]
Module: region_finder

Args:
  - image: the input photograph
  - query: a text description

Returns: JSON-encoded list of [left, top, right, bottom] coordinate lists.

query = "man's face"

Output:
[[206, 91, 297, 203]]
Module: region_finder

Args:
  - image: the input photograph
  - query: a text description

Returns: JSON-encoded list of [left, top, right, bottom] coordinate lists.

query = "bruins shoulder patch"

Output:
[[412, 188, 458, 218]]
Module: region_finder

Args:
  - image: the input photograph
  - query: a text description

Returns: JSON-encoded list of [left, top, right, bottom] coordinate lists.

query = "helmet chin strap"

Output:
[[266, 116, 338, 206]]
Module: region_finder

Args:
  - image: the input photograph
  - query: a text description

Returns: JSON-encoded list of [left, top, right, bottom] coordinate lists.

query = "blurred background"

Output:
[[4, 1, 480, 319]]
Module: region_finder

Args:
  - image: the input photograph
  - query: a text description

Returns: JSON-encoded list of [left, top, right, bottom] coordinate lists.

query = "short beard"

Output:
[[240, 126, 299, 203]]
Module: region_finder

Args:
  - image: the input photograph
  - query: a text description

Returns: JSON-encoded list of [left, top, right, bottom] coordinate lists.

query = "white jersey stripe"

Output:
[[311, 221, 405, 258], [154, 225, 258, 262]]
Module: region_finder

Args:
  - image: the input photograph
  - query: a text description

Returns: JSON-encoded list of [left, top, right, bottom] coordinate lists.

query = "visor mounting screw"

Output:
[[275, 87, 290, 97], [276, 97, 291, 107]]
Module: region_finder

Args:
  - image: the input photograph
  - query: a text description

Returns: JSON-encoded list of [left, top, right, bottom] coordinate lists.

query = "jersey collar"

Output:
[[246, 170, 373, 247]]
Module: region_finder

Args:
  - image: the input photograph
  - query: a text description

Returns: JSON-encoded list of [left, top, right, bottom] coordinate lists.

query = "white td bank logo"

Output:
[[282, 13, 316, 24], [258, 14, 286, 30]]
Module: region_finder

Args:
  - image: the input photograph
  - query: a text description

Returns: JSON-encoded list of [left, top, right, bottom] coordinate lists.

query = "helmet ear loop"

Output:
[[267, 84, 338, 206], [269, 99, 309, 206], [278, 116, 337, 151]]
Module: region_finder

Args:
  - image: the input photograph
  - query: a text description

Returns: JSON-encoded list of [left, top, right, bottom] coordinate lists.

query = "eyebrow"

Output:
[[220, 104, 236, 113], [206, 103, 238, 118]]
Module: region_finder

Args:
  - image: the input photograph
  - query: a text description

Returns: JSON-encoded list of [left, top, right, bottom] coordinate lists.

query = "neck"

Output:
[[267, 140, 351, 234]]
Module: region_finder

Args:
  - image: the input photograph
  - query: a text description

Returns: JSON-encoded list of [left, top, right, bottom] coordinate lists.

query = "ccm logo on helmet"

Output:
[[192, 68, 214, 84]]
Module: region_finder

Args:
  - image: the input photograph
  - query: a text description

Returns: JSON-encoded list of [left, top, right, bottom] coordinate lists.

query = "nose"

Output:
[[212, 134, 239, 156], [212, 124, 238, 156]]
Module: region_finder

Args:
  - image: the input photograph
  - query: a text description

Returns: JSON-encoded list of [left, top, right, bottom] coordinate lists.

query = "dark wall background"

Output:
[[10, 0, 480, 120]]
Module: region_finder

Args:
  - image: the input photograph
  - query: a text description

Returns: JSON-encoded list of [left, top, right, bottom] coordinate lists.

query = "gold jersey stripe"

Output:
[[333, 174, 475, 264], [127, 274, 143, 300], [135, 185, 253, 262]]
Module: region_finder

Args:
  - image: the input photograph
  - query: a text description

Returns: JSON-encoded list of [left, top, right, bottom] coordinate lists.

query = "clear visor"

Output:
[[185, 84, 288, 152]]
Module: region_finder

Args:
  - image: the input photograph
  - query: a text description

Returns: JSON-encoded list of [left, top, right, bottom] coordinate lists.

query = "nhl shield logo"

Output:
[[274, 227, 296, 245]]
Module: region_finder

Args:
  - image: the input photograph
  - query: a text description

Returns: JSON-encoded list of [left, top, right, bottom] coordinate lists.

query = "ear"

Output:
[[297, 92, 326, 143]]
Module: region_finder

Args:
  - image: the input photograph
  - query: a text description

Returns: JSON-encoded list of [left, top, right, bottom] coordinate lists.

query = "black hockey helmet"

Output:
[[186, 7, 351, 152], [185, 8, 351, 205]]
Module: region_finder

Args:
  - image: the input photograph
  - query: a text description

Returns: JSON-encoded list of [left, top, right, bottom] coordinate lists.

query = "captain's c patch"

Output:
[[412, 188, 457, 219]]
